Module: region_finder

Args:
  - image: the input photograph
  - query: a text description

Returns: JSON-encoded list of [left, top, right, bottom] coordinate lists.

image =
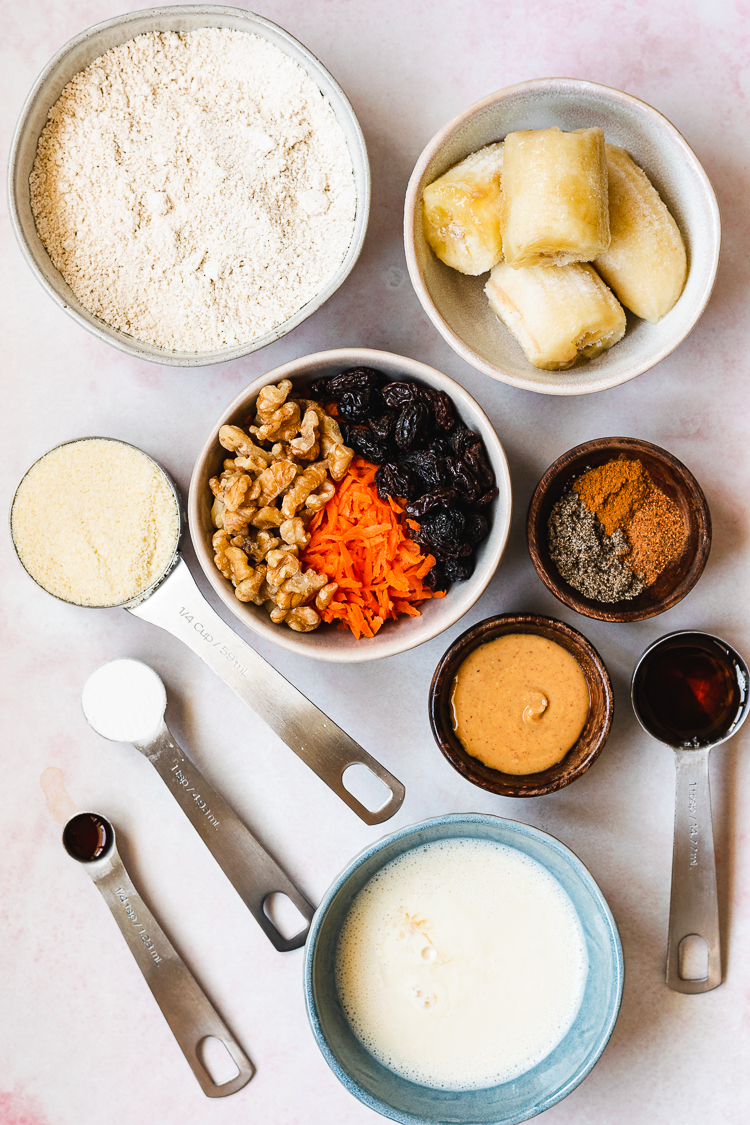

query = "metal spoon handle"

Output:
[[136, 723, 314, 951], [129, 559, 405, 824], [667, 748, 721, 992], [90, 854, 255, 1096]]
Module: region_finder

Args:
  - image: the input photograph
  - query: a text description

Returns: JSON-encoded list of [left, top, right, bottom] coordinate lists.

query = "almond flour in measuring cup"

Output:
[[11, 439, 179, 607], [29, 29, 357, 352]]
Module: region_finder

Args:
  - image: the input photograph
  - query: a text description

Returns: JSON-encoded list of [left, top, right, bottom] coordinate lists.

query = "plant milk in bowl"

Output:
[[305, 814, 623, 1125], [336, 837, 588, 1090]]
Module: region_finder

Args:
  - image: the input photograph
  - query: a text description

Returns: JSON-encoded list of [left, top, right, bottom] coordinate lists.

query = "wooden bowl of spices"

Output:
[[527, 437, 711, 622], [429, 613, 614, 797]]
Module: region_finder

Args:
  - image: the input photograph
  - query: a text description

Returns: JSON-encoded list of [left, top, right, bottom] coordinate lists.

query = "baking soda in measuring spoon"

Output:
[[82, 660, 167, 744], [336, 838, 588, 1089]]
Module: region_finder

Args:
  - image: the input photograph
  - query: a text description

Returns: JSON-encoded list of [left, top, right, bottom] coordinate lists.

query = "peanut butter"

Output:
[[450, 633, 590, 775]]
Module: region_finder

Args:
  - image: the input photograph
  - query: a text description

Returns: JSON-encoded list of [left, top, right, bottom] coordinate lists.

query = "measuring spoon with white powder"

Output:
[[62, 810, 254, 1096], [11, 437, 404, 825], [82, 658, 314, 951]]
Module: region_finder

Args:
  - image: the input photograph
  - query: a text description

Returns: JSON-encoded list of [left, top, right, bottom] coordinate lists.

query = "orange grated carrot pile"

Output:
[[300, 457, 445, 639]]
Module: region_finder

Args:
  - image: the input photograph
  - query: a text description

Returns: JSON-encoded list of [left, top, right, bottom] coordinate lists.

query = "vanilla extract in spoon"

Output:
[[62, 811, 254, 1096], [63, 811, 112, 861]]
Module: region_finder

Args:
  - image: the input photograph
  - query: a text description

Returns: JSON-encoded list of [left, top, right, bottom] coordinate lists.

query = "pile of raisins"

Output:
[[307, 367, 498, 589]]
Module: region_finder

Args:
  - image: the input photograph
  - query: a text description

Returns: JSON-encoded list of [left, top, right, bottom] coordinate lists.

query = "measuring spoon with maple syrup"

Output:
[[632, 631, 749, 993]]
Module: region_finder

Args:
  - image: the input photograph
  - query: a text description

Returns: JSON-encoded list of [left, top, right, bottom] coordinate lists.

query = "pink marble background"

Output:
[[2, 1, 750, 1122]]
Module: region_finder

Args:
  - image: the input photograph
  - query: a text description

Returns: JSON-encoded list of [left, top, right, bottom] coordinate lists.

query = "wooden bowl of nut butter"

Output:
[[429, 613, 613, 797]]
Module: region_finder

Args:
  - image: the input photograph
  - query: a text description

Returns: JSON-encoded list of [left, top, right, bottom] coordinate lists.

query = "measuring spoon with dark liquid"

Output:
[[63, 811, 254, 1096], [632, 631, 749, 993]]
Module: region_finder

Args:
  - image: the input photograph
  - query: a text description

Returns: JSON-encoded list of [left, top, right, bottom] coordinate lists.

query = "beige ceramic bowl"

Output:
[[404, 78, 720, 396], [188, 348, 512, 663], [8, 5, 369, 367]]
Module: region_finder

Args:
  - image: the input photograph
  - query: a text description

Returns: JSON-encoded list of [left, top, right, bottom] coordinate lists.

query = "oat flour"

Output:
[[30, 29, 357, 352]]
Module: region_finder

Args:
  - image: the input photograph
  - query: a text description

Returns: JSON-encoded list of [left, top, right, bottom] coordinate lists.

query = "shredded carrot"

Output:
[[300, 457, 446, 639]]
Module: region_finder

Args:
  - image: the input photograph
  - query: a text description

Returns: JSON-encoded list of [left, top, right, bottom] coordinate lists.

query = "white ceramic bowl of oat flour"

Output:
[[8, 6, 370, 367]]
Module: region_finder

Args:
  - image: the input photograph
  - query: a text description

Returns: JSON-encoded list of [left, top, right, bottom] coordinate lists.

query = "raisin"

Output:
[[404, 488, 459, 519], [444, 556, 475, 581], [337, 389, 372, 422], [463, 441, 495, 489], [395, 402, 431, 450], [307, 376, 334, 400], [449, 426, 480, 458], [419, 387, 455, 430], [420, 508, 467, 547], [375, 462, 418, 501], [475, 486, 499, 507], [427, 436, 451, 460], [380, 381, 418, 408], [329, 367, 385, 395], [465, 512, 488, 544], [424, 563, 447, 591], [346, 426, 390, 464], [445, 456, 479, 504], [402, 450, 448, 489], [369, 410, 398, 442], [420, 535, 473, 559], [308, 367, 384, 400]]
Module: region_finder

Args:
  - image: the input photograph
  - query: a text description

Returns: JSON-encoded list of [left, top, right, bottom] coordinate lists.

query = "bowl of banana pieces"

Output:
[[404, 77, 720, 396]]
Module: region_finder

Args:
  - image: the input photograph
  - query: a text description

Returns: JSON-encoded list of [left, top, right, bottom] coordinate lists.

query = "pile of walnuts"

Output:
[[210, 379, 353, 632]]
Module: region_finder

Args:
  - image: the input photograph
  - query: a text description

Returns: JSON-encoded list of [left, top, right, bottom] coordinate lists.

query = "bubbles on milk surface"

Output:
[[336, 838, 588, 1090]]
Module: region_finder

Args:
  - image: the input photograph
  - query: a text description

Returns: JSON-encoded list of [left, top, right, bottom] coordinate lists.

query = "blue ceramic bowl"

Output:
[[304, 814, 623, 1125]]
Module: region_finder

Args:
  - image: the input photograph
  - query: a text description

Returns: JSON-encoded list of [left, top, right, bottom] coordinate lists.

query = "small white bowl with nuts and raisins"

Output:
[[188, 349, 512, 662]]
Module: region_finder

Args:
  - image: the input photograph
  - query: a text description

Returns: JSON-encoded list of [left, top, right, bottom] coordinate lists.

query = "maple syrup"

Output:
[[632, 632, 748, 748], [63, 813, 113, 862]]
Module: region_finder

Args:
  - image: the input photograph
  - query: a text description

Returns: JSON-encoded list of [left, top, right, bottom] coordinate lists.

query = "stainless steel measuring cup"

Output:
[[11, 438, 405, 825], [62, 811, 255, 1096], [632, 630, 749, 993], [82, 658, 314, 951]]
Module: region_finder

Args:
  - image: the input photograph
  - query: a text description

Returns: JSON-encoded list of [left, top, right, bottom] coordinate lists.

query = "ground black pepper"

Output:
[[548, 490, 645, 602]]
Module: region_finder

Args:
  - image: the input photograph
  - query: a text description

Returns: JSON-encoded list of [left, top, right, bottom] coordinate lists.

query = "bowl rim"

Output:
[[403, 76, 721, 396], [428, 612, 614, 797], [6, 3, 371, 368], [187, 347, 513, 663], [526, 436, 712, 622], [303, 811, 625, 1125]]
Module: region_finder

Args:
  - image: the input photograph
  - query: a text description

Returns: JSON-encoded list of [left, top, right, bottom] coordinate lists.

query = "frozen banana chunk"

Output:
[[422, 143, 504, 275], [594, 145, 687, 323], [500, 127, 610, 267], [485, 261, 626, 370]]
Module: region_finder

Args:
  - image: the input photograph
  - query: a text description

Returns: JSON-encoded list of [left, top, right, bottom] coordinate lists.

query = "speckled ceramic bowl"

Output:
[[304, 813, 624, 1125], [189, 348, 512, 663], [8, 5, 370, 367], [404, 78, 720, 395]]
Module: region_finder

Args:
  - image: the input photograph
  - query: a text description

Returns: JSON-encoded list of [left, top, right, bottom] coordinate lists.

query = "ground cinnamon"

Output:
[[574, 458, 652, 535], [627, 489, 687, 584]]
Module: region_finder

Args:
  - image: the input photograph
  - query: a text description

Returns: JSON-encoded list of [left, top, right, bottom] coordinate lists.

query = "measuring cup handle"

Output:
[[140, 725, 314, 951], [667, 748, 721, 993], [93, 860, 255, 1096], [129, 559, 405, 825]]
